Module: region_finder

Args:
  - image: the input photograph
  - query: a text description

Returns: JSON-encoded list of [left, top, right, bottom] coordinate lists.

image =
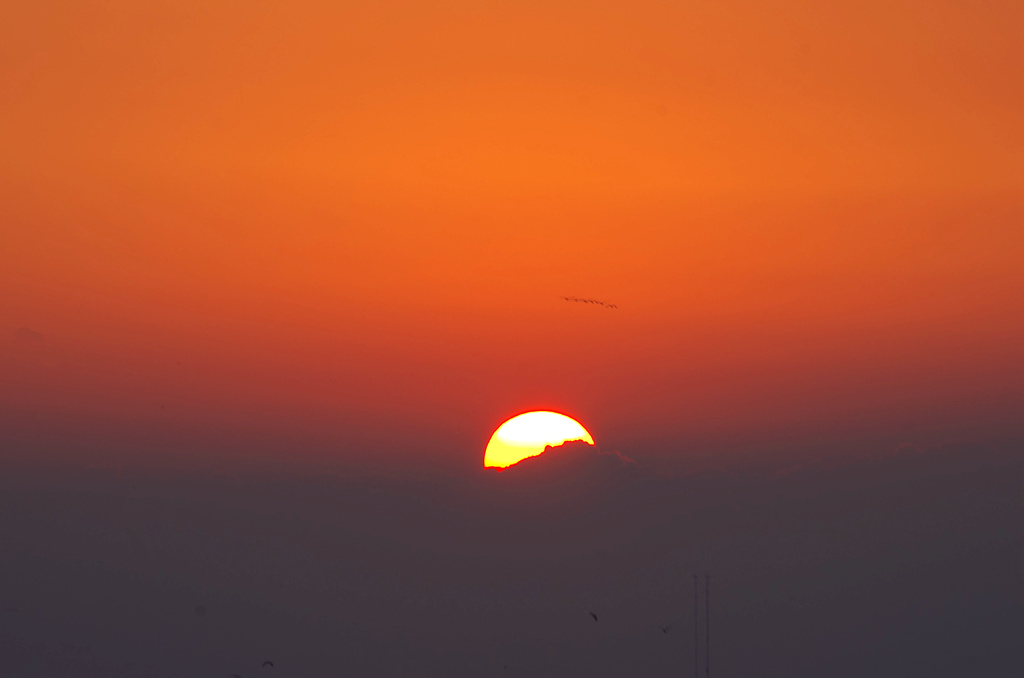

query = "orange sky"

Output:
[[1, 1, 1020, 471]]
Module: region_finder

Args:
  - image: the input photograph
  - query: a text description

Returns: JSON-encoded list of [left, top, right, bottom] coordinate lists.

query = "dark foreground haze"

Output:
[[1, 443, 1018, 677]]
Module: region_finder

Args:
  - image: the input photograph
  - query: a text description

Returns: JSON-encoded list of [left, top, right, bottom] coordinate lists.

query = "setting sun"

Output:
[[484, 411, 595, 469]]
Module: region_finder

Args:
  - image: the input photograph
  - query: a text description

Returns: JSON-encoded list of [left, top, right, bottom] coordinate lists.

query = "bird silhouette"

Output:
[[589, 612, 598, 622], [262, 661, 274, 668], [659, 624, 673, 634], [563, 296, 618, 309]]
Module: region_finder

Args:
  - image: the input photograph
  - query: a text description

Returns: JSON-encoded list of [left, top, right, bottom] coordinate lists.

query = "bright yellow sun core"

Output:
[[484, 411, 595, 469]]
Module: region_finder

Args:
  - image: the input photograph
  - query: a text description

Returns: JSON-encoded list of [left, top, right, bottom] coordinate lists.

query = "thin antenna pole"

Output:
[[693, 574, 699, 678], [705, 574, 710, 678]]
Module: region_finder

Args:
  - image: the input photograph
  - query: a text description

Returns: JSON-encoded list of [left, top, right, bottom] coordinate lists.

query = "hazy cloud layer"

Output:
[[12, 327, 44, 348], [0, 444, 1017, 677]]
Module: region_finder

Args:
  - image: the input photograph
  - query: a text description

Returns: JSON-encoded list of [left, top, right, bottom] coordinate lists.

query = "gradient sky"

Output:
[[1, 1, 1021, 472], [1, 5, 1021, 677]]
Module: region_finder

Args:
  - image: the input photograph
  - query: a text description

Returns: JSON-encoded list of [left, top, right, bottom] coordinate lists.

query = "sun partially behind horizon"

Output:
[[484, 411, 595, 469]]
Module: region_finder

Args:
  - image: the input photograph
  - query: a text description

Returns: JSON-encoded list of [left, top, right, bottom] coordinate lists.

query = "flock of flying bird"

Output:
[[231, 660, 273, 677], [590, 610, 676, 634], [225, 611, 670, 675], [563, 296, 618, 309], [4, 600, 679, 675], [227, 612, 671, 675], [220, 612, 674, 676]]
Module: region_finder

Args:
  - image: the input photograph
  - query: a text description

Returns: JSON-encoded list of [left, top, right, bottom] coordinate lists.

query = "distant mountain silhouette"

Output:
[[499, 439, 633, 474], [482, 440, 641, 509]]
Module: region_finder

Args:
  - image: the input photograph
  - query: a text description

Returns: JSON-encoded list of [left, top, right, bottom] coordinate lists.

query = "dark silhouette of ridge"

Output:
[[496, 439, 635, 475], [481, 439, 642, 514]]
